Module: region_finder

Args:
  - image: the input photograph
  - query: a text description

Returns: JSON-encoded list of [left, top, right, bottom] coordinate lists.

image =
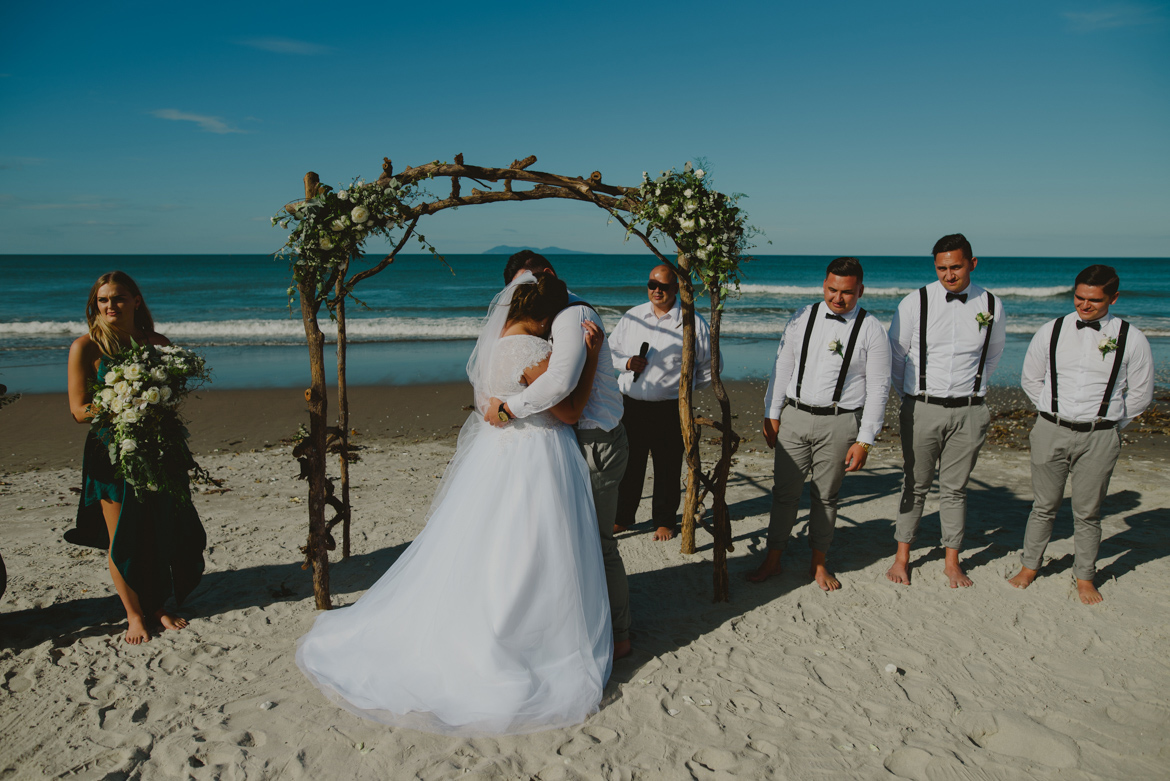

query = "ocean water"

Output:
[[3, 254, 1168, 394]]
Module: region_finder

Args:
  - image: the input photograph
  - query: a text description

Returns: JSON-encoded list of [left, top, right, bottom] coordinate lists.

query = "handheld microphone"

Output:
[[632, 342, 650, 381]]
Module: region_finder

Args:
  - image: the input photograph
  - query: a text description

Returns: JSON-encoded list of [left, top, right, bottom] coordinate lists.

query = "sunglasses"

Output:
[[647, 280, 675, 292]]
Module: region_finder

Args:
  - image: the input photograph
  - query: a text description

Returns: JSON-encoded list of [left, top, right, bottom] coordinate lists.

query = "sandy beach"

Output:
[[2, 383, 1168, 779]]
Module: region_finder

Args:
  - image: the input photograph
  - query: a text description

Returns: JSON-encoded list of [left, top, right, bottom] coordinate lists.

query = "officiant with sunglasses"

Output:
[[609, 264, 718, 542], [748, 257, 890, 589]]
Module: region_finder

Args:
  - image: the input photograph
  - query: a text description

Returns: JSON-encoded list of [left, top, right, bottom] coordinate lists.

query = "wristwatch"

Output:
[[497, 402, 513, 423], [858, 442, 871, 453]]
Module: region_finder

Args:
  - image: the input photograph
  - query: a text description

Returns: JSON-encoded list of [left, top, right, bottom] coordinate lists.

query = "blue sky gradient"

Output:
[[1, 1, 1167, 256]]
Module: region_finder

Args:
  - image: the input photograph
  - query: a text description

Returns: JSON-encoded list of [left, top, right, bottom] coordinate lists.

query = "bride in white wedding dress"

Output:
[[296, 273, 613, 735]]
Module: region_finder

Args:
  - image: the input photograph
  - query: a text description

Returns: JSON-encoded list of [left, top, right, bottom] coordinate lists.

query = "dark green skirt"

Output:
[[67, 430, 206, 615]]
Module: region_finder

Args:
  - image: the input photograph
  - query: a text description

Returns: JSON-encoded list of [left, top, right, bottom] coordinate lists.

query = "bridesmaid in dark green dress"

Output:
[[66, 271, 206, 644]]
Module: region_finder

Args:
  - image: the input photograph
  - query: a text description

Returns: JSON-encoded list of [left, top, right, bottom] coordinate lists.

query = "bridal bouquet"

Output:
[[88, 342, 212, 499]]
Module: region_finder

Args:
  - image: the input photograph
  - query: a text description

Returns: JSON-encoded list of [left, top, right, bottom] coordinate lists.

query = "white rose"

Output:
[[104, 370, 121, 386], [111, 396, 126, 414], [159, 386, 173, 402], [151, 366, 168, 382], [695, 169, 705, 178], [685, 200, 698, 213], [120, 439, 137, 453], [680, 218, 696, 232], [120, 409, 140, 424], [142, 387, 161, 404], [657, 205, 670, 217], [338, 190, 349, 201], [683, 189, 693, 198], [114, 380, 131, 397], [351, 205, 369, 223], [331, 219, 345, 232], [696, 248, 710, 261], [697, 235, 708, 246], [99, 388, 116, 404], [320, 237, 334, 250], [124, 364, 143, 381]]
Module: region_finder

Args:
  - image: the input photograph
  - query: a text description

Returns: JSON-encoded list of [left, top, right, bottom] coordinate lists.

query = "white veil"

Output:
[[423, 271, 536, 525], [466, 270, 537, 416]]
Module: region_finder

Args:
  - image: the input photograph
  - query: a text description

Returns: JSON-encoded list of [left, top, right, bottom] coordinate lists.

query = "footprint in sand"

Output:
[[961, 711, 1079, 769]]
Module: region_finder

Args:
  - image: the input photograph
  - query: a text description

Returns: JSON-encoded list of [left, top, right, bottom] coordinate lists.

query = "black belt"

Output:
[[1039, 412, 1117, 432], [788, 399, 860, 416], [911, 394, 985, 408]]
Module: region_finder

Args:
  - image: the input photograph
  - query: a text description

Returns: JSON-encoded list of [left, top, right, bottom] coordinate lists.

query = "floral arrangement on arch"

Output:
[[89, 343, 212, 500], [625, 162, 759, 296], [272, 176, 432, 297]]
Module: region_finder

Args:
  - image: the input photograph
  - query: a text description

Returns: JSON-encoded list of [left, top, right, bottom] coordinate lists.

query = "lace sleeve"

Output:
[[488, 336, 553, 397]]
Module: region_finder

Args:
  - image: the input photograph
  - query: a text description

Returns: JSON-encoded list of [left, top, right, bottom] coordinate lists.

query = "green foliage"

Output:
[[272, 175, 442, 304], [624, 161, 762, 303]]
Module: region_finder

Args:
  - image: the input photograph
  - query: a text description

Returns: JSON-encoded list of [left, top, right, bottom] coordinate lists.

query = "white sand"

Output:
[[2, 439, 1169, 779]]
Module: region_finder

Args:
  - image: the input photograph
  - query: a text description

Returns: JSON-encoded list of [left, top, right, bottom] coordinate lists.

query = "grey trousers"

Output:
[[895, 398, 990, 550], [767, 406, 859, 553], [575, 424, 631, 643], [1021, 417, 1120, 582]]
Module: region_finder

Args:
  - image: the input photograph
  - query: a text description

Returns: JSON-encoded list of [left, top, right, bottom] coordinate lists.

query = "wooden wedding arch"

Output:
[[277, 154, 756, 609]]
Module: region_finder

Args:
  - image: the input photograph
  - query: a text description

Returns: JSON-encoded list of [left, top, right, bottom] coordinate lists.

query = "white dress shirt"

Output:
[[1021, 313, 1154, 428], [608, 300, 717, 401], [889, 280, 1007, 397], [763, 303, 891, 445], [504, 294, 624, 431]]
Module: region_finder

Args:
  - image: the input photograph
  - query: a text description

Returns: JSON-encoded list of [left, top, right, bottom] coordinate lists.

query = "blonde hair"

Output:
[[85, 271, 156, 357]]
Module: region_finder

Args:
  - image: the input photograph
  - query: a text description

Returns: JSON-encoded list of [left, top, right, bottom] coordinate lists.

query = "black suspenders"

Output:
[[795, 303, 868, 406], [918, 287, 928, 394], [973, 292, 996, 395], [834, 309, 868, 403], [917, 287, 996, 396], [1099, 321, 1130, 418], [795, 303, 820, 401], [1047, 315, 1129, 419]]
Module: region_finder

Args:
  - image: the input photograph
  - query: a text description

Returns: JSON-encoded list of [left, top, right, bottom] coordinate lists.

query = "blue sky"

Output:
[[1, 1, 1167, 257]]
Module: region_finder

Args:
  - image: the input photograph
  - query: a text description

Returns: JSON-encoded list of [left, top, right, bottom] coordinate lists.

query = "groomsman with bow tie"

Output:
[[1008, 265, 1153, 604], [749, 257, 890, 590], [886, 234, 1007, 588]]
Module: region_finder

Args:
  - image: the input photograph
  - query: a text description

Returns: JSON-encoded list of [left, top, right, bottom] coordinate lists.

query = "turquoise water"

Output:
[[3, 254, 1168, 393]]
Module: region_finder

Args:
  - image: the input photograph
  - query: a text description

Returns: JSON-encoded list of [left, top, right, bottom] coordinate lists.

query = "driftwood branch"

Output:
[[345, 216, 422, 290]]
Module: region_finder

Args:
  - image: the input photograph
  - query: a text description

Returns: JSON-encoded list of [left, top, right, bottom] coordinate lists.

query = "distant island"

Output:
[[481, 245, 589, 255]]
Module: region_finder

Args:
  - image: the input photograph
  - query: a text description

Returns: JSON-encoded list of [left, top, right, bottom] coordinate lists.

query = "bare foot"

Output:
[[613, 523, 631, 535], [809, 550, 840, 591], [1007, 566, 1038, 589], [157, 611, 189, 631], [943, 548, 973, 588], [886, 561, 911, 584], [1077, 579, 1103, 605], [811, 564, 841, 591], [944, 564, 974, 588], [614, 639, 632, 660], [124, 615, 151, 645], [653, 526, 676, 542], [748, 550, 783, 583]]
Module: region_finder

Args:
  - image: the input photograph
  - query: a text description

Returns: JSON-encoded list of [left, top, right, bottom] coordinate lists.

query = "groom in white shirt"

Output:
[[1008, 264, 1154, 604], [486, 251, 633, 659], [886, 234, 1007, 588]]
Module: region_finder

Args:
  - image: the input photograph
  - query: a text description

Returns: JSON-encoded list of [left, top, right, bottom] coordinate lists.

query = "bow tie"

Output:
[[945, 292, 968, 303], [1076, 319, 1101, 331], [824, 312, 847, 323]]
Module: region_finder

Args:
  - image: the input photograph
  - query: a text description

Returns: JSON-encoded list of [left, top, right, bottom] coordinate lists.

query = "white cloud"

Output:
[[238, 37, 332, 55], [1062, 3, 1167, 31], [151, 109, 244, 134]]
